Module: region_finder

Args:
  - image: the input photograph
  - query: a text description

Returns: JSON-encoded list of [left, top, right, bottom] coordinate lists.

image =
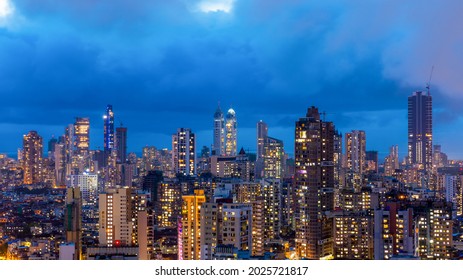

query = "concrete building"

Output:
[[99, 187, 133, 247], [181, 190, 206, 260], [172, 128, 196, 176], [294, 106, 335, 259], [23, 131, 43, 185], [345, 130, 366, 176]]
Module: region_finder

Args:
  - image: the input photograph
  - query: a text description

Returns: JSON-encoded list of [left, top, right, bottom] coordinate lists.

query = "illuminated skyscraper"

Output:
[[225, 108, 237, 156], [295, 106, 335, 260], [74, 117, 90, 157], [172, 128, 196, 176], [181, 190, 206, 260], [104, 105, 115, 152], [156, 178, 182, 228], [408, 91, 432, 170], [116, 127, 127, 163], [263, 137, 284, 179], [345, 130, 366, 175], [23, 130, 43, 185], [261, 178, 281, 241], [235, 182, 264, 256], [213, 105, 225, 156]]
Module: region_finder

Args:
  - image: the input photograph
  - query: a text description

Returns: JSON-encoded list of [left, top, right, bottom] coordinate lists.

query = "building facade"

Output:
[[294, 106, 335, 260]]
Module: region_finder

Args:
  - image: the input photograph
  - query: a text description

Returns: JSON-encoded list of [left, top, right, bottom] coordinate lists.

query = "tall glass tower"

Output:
[[104, 104, 115, 152], [212, 105, 225, 156], [408, 91, 432, 170]]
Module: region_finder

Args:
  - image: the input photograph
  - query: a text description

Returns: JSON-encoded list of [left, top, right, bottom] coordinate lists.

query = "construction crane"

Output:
[[321, 111, 336, 122], [426, 65, 434, 95]]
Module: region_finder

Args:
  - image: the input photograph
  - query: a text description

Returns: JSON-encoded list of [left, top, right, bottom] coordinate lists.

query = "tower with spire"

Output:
[[225, 107, 237, 156], [213, 104, 225, 156]]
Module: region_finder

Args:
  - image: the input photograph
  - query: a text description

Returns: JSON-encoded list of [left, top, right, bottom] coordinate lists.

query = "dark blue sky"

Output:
[[1, 0, 462, 160]]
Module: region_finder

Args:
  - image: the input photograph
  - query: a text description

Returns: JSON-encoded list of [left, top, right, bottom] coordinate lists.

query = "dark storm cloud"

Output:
[[0, 0, 462, 158]]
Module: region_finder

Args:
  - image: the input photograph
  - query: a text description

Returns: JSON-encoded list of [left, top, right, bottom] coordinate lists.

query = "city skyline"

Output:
[[0, 95, 457, 163], [1, 1, 463, 159]]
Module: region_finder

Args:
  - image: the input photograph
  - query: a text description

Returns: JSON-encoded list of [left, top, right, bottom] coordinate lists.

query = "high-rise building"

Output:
[[261, 178, 281, 241], [131, 190, 153, 259], [74, 117, 90, 157], [156, 178, 182, 228], [225, 108, 237, 156], [48, 136, 57, 159], [69, 174, 99, 206], [210, 149, 255, 182], [256, 120, 268, 179], [235, 182, 264, 257], [294, 106, 335, 260], [99, 187, 133, 247], [432, 145, 448, 169], [104, 105, 115, 152], [54, 143, 66, 186], [257, 121, 268, 160], [64, 124, 74, 164], [263, 137, 284, 179], [366, 150, 379, 173], [345, 130, 366, 175], [413, 201, 453, 260], [172, 128, 196, 176], [64, 187, 82, 260], [408, 91, 432, 170], [213, 105, 225, 156], [200, 200, 253, 260], [384, 145, 399, 176], [333, 131, 343, 208], [137, 209, 155, 260], [181, 190, 206, 260], [373, 203, 414, 260], [23, 131, 43, 185], [333, 211, 373, 260], [116, 127, 127, 163], [69, 173, 99, 249]]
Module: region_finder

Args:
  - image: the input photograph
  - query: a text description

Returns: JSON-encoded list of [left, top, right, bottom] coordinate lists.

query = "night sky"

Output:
[[1, 0, 462, 160]]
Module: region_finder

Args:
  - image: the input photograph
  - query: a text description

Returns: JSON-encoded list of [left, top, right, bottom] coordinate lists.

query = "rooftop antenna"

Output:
[[426, 65, 434, 96], [322, 111, 327, 121]]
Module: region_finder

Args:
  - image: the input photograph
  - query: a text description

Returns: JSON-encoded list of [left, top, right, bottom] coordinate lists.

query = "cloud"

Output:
[[0, 0, 462, 158]]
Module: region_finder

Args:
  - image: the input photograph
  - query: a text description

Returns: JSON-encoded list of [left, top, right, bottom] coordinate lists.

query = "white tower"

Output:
[[213, 105, 225, 156]]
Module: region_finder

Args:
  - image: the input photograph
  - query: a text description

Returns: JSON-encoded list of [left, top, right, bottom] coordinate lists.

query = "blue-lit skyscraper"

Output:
[[104, 105, 115, 152]]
